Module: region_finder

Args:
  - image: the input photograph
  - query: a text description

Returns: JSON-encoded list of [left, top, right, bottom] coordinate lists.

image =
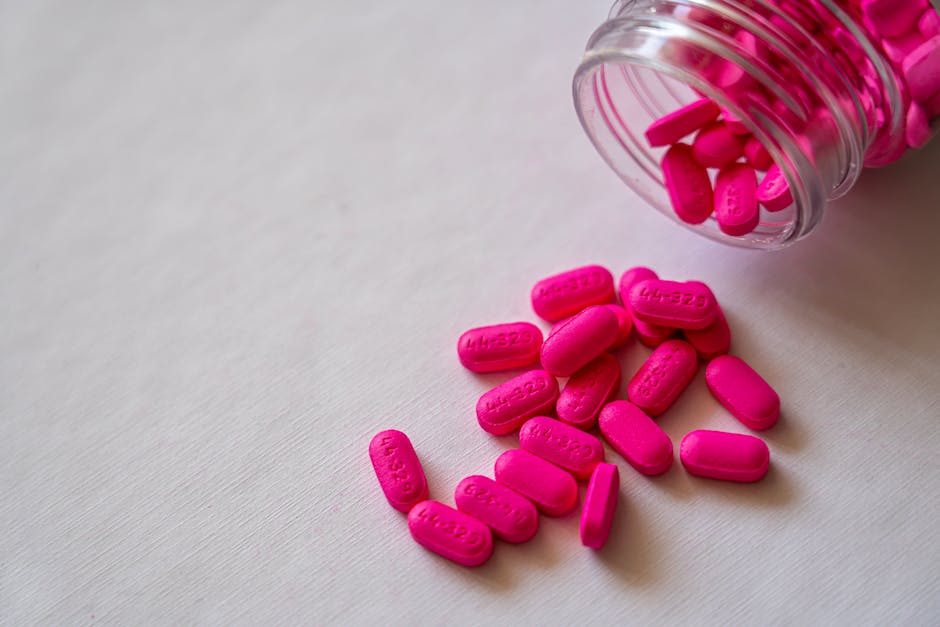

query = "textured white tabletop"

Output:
[[2, 1, 939, 624]]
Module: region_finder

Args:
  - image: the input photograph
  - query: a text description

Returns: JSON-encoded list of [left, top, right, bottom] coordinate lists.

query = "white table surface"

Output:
[[2, 1, 939, 624]]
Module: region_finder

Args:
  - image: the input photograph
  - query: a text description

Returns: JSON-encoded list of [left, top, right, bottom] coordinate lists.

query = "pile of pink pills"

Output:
[[370, 264, 782, 567]]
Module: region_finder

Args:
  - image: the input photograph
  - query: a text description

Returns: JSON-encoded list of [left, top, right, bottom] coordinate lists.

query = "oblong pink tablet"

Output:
[[634, 320, 676, 347], [604, 304, 633, 349], [556, 353, 622, 430], [744, 136, 773, 171], [627, 339, 698, 417], [454, 475, 538, 544], [531, 265, 615, 322], [540, 306, 619, 377], [756, 164, 793, 212], [682, 299, 731, 360], [598, 400, 673, 476], [662, 143, 715, 225], [679, 430, 769, 482], [494, 449, 578, 516], [862, 0, 925, 39], [619, 268, 676, 346], [408, 500, 494, 567], [705, 355, 780, 430], [645, 98, 721, 147], [457, 322, 543, 373], [476, 369, 559, 435], [580, 462, 619, 550], [628, 279, 717, 330], [691, 122, 747, 168], [714, 163, 759, 237], [519, 415, 605, 479], [369, 430, 429, 513]]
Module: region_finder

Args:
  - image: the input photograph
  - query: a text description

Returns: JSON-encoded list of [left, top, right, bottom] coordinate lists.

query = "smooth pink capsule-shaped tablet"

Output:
[[369, 430, 429, 513], [714, 163, 759, 237], [706, 355, 780, 430], [598, 400, 673, 476], [682, 299, 731, 360], [408, 500, 494, 567], [531, 265, 615, 322], [662, 143, 715, 225], [540, 305, 619, 377], [580, 462, 619, 550], [645, 98, 721, 147], [627, 339, 698, 417], [603, 304, 633, 349], [494, 449, 578, 516], [680, 430, 769, 482], [862, 0, 926, 39], [476, 369, 559, 435], [902, 36, 940, 102], [454, 475, 538, 544], [691, 122, 747, 168], [519, 415, 605, 479], [457, 322, 543, 373], [920, 8, 940, 38], [744, 136, 773, 171], [756, 164, 793, 212], [906, 103, 931, 148], [556, 353, 622, 430], [629, 279, 717, 330]]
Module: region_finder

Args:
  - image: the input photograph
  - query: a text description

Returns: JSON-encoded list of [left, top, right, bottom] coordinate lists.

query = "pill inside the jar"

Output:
[[627, 339, 698, 417], [744, 135, 773, 171], [756, 164, 793, 212], [645, 98, 721, 147], [902, 36, 940, 102], [494, 449, 578, 516], [408, 500, 494, 567], [556, 352, 622, 430], [476, 369, 559, 435], [598, 400, 673, 476], [662, 143, 715, 225], [691, 121, 747, 168], [679, 430, 770, 482], [540, 305, 619, 377], [705, 355, 780, 430], [862, 0, 925, 39], [580, 462, 620, 550], [369, 429, 429, 513], [457, 322, 543, 373], [628, 279, 718, 330], [519, 415, 605, 479], [454, 475, 538, 544], [531, 265, 615, 322], [714, 163, 759, 237]]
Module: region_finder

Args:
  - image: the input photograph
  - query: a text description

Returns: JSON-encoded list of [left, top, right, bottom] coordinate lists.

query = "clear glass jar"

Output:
[[574, 0, 940, 249]]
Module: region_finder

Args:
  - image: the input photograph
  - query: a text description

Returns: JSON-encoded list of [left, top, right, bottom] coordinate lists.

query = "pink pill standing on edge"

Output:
[[603, 304, 633, 349], [680, 430, 770, 482], [531, 265, 615, 322], [580, 462, 619, 550], [691, 122, 747, 168], [598, 400, 673, 476], [369, 430, 429, 513], [714, 163, 760, 237], [556, 353, 622, 430], [682, 298, 731, 360], [756, 164, 793, 212], [744, 135, 773, 171], [519, 415, 605, 479], [902, 35, 940, 102], [627, 339, 698, 417], [645, 98, 721, 147], [454, 475, 538, 544], [457, 322, 543, 373], [408, 500, 494, 567], [706, 355, 780, 430], [629, 279, 717, 330], [494, 449, 578, 516], [476, 369, 559, 435], [540, 305, 619, 377], [662, 143, 715, 225]]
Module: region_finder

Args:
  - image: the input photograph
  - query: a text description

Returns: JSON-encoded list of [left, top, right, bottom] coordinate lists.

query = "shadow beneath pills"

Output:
[[685, 464, 794, 508], [597, 487, 660, 586]]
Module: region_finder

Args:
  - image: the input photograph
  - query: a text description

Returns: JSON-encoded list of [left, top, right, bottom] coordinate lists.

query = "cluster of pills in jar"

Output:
[[650, 0, 940, 237], [370, 264, 781, 567]]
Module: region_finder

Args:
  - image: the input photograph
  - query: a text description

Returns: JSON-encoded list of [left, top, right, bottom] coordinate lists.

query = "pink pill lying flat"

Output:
[[604, 304, 633, 349], [476, 369, 559, 435], [629, 279, 717, 330], [706, 355, 780, 430], [519, 415, 605, 479], [682, 298, 731, 360], [556, 353, 622, 430], [627, 339, 698, 417], [580, 462, 619, 550], [369, 430, 429, 513], [862, 0, 926, 39], [457, 322, 543, 373], [756, 164, 793, 212], [691, 122, 747, 168], [902, 35, 940, 102], [531, 265, 615, 322], [598, 400, 673, 476], [645, 98, 721, 147], [662, 143, 715, 225], [714, 163, 759, 237], [408, 500, 494, 567], [454, 475, 538, 544], [540, 305, 619, 377], [494, 449, 578, 516], [680, 430, 770, 482], [744, 136, 773, 171]]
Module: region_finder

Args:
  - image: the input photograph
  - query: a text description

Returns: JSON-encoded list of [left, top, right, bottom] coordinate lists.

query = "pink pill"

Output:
[[662, 143, 715, 225], [454, 475, 538, 544], [862, 0, 926, 39], [902, 35, 940, 102], [883, 32, 927, 65], [531, 265, 615, 322], [369, 429, 429, 513], [923, 90, 940, 118], [714, 163, 759, 237], [920, 8, 940, 38], [408, 500, 494, 567], [519, 415, 605, 479], [476, 369, 559, 435], [457, 322, 543, 373], [627, 339, 698, 417], [682, 298, 731, 360], [580, 462, 619, 550], [619, 267, 675, 347], [494, 449, 578, 516], [756, 164, 793, 212], [628, 279, 717, 330], [618, 266, 657, 309], [540, 305, 619, 377], [906, 102, 932, 148], [556, 353, 622, 430], [680, 430, 770, 482], [722, 110, 750, 135], [598, 400, 673, 476], [645, 98, 721, 147], [634, 320, 677, 348], [691, 122, 747, 168], [744, 136, 773, 171], [706, 355, 780, 430], [603, 304, 633, 349]]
